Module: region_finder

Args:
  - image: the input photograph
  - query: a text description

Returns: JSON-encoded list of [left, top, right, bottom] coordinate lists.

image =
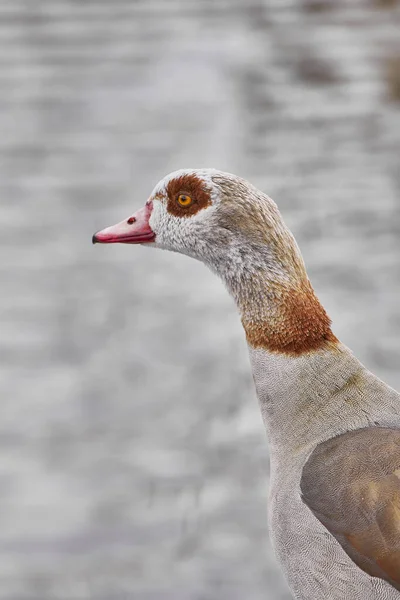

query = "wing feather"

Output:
[[300, 427, 400, 591]]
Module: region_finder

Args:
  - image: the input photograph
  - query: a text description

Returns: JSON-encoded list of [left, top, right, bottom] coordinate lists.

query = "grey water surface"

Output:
[[1, 1, 400, 598]]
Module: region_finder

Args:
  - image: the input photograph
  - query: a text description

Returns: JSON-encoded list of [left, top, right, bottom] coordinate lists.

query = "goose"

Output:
[[93, 169, 400, 599]]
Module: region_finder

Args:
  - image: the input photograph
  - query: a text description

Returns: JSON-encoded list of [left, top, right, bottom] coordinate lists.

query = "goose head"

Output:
[[93, 169, 305, 282], [93, 169, 336, 354]]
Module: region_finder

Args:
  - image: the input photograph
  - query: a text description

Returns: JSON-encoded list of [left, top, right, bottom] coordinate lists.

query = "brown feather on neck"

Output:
[[242, 279, 338, 356], [214, 181, 338, 355]]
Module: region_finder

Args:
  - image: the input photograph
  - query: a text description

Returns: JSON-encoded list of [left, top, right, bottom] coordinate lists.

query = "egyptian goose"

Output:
[[93, 169, 400, 599]]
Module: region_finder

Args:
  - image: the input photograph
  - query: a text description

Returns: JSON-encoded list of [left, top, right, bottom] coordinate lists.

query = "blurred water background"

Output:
[[1, 1, 400, 598]]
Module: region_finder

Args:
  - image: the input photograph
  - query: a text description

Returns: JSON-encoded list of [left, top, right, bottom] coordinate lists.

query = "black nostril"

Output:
[[127, 217, 136, 225]]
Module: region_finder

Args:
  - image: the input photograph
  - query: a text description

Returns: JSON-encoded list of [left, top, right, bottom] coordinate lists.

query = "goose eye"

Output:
[[177, 194, 193, 207]]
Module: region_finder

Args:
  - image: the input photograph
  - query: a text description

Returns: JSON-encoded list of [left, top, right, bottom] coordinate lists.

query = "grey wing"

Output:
[[300, 426, 400, 592]]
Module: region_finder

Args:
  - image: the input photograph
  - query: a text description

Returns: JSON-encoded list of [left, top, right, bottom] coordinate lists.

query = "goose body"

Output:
[[252, 346, 400, 598], [94, 169, 400, 599]]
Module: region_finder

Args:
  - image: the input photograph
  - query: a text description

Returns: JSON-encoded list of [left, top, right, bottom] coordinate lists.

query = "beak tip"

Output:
[[92, 233, 98, 245]]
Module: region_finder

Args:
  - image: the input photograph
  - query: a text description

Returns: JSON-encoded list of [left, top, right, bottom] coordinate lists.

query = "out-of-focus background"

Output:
[[1, 1, 400, 598]]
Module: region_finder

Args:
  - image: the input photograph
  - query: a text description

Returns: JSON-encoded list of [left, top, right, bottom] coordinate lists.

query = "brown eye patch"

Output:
[[166, 173, 212, 218]]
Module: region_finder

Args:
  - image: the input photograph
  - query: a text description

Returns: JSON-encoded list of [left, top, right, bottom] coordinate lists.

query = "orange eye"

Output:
[[177, 194, 193, 207]]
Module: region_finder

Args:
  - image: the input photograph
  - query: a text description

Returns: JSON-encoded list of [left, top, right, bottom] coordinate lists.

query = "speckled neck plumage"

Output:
[[239, 276, 337, 356], [208, 172, 338, 356]]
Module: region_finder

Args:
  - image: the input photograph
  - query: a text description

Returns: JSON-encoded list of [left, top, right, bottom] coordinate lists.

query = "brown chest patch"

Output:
[[242, 280, 338, 355], [166, 173, 212, 218]]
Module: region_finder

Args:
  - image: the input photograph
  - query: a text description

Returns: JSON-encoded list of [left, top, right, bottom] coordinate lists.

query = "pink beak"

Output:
[[92, 201, 155, 245]]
